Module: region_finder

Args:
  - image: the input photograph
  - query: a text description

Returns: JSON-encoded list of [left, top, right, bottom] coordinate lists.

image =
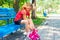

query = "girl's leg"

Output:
[[21, 20, 30, 32], [28, 19, 35, 30]]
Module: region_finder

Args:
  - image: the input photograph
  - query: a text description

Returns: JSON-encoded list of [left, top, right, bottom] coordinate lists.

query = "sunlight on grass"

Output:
[[0, 20, 7, 26], [33, 17, 45, 25]]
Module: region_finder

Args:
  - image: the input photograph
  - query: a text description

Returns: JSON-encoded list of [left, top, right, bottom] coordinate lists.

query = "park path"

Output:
[[37, 14, 60, 40]]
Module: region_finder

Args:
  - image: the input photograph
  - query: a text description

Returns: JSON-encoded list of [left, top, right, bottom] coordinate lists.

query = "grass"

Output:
[[32, 17, 45, 25], [32, 12, 46, 25], [0, 20, 7, 26], [0, 19, 13, 26]]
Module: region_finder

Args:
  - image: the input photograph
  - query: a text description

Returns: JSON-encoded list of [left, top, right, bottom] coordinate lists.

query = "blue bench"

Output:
[[0, 8, 23, 39]]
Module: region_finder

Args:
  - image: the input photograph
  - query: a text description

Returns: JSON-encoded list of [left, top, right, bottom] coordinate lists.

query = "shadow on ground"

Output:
[[0, 31, 26, 40]]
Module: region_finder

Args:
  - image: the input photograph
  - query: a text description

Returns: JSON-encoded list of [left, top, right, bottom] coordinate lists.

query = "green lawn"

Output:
[[0, 20, 7, 26], [32, 12, 46, 25], [32, 17, 45, 25], [0, 19, 13, 26]]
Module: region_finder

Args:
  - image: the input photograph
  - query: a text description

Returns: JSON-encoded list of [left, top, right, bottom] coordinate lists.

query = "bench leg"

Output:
[[2, 37, 9, 40], [2, 37, 4, 40]]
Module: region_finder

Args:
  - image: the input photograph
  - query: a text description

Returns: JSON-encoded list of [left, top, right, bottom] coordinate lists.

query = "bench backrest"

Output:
[[0, 8, 16, 25]]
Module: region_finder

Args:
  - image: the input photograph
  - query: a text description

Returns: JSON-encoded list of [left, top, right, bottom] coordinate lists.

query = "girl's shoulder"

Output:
[[21, 9, 26, 14]]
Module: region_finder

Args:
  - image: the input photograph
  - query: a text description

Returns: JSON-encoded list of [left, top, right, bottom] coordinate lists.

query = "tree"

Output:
[[19, 0, 27, 9], [13, 0, 20, 13], [13, 0, 27, 13], [31, 0, 36, 19], [0, 0, 5, 7]]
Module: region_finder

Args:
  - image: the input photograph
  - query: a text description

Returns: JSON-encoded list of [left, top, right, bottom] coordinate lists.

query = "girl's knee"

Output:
[[21, 20, 28, 24], [24, 20, 28, 24], [25, 20, 29, 25]]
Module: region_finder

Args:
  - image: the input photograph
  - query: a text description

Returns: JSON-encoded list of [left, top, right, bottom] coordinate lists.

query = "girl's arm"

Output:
[[23, 10, 27, 20], [28, 16, 31, 19], [28, 12, 31, 19]]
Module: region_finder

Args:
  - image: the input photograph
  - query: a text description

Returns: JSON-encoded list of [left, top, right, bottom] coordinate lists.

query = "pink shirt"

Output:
[[14, 9, 30, 21]]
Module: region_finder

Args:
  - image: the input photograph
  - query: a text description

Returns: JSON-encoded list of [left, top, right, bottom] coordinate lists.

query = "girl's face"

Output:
[[26, 6, 32, 11]]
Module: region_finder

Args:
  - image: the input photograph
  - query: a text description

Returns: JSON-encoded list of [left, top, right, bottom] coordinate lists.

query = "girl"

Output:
[[14, 3, 35, 35]]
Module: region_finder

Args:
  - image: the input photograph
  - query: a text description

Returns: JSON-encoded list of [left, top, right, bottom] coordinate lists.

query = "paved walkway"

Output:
[[37, 14, 60, 40]]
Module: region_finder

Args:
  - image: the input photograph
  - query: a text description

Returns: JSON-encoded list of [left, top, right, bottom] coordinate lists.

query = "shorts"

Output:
[[14, 19, 22, 25], [14, 19, 25, 29]]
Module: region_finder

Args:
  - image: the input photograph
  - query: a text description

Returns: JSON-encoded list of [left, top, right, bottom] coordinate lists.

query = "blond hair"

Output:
[[22, 2, 32, 9]]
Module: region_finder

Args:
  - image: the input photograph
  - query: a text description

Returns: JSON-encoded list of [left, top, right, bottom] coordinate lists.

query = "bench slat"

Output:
[[0, 8, 22, 39]]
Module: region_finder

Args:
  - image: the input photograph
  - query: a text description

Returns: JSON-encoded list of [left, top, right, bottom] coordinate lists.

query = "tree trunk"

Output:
[[13, 0, 20, 13], [31, 0, 36, 19], [8, 2, 10, 8]]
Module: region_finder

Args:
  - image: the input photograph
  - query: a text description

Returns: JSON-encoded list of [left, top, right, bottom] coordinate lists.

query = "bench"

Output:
[[0, 8, 23, 39]]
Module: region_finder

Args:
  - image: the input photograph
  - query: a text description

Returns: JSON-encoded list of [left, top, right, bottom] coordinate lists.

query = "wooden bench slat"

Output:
[[0, 8, 21, 39]]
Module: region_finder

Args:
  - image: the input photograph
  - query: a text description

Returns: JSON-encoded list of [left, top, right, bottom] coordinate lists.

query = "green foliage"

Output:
[[2, 3, 9, 7], [0, 0, 30, 9], [0, 0, 13, 8], [19, 0, 27, 9], [32, 17, 45, 25], [36, 0, 60, 14]]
